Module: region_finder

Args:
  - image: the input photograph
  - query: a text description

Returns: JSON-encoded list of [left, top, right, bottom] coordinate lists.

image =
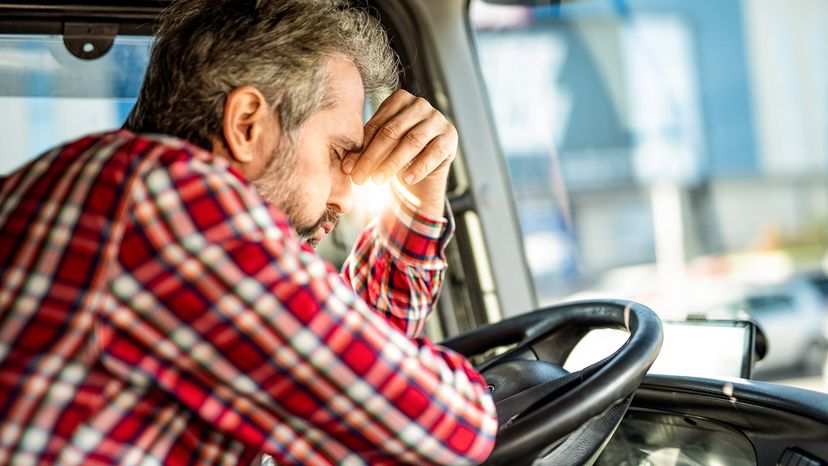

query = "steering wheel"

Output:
[[441, 300, 663, 466]]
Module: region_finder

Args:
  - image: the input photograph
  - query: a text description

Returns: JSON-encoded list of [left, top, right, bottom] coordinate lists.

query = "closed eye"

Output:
[[330, 148, 344, 166]]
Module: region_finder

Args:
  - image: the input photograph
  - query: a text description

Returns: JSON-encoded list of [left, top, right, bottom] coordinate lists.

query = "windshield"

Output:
[[469, 0, 828, 391]]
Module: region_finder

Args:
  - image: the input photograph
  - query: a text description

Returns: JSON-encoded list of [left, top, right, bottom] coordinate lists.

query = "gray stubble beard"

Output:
[[251, 141, 339, 248]]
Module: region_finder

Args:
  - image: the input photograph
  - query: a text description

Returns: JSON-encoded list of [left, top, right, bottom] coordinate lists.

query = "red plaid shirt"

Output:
[[0, 131, 497, 465]]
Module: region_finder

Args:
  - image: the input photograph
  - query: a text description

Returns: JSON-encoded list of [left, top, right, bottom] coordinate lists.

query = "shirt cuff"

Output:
[[379, 182, 455, 270]]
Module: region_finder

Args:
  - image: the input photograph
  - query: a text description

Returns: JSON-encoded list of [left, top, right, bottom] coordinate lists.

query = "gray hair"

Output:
[[124, 0, 399, 150]]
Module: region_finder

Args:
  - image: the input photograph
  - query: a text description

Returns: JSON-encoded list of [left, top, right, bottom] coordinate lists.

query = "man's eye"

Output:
[[331, 149, 343, 165]]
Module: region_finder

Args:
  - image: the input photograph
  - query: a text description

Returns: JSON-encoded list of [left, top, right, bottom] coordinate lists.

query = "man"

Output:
[[0, 0, 497, 465]]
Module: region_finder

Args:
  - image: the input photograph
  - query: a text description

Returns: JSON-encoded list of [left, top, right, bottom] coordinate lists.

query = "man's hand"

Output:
[[341, 90, 457, 217]]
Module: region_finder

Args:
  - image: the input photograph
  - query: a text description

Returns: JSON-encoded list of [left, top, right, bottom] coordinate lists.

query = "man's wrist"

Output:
[[379, 181, 453, 270], [392, 175, 447, 217]]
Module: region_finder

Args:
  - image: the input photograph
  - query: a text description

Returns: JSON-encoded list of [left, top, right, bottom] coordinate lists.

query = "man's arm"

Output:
[[340, 181, 452, 338], [100, 150, 497, 464], [339, 90, 460, 337]]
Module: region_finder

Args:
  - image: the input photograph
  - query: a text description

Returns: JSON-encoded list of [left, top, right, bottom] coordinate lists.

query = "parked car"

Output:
[[806, 270, 828, 334], [704, 278, 828, 377]]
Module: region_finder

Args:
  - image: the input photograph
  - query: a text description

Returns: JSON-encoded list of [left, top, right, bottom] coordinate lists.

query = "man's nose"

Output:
[[328, 169, 353, 215]]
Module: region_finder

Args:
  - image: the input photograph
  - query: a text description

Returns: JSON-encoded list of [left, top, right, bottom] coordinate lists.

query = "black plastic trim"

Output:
[[640, 374, 828, 424], [633, 375, 828, 466], [0, 2, 163, 34]]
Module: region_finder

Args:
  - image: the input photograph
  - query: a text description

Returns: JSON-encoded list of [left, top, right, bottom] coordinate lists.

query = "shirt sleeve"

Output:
[[341, 182, 452, 338], [100, 150, 497, 465]]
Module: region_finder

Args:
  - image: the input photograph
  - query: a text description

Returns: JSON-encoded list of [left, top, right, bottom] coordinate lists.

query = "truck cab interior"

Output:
[[1, 0, 827, 464]]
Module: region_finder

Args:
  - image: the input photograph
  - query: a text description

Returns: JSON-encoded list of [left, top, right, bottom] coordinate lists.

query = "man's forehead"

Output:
[[320, 98, 364, 150], [323, 57, 366, 146]]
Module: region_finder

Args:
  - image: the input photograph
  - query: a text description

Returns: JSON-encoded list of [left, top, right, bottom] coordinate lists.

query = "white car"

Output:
[[705, 278, 828, 377]]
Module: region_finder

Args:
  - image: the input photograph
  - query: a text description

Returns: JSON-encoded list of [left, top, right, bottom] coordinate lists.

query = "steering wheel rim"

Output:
[[441, 299, 663, 465]]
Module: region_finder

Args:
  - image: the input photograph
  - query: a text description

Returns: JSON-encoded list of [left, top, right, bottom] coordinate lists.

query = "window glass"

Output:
[[0, 35, 152, 174], [469, 0, 828, 390]]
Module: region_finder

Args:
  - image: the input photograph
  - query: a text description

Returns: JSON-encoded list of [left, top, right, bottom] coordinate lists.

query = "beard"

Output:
[[251, 141, 340, 248], [291, 206, 340, 248]]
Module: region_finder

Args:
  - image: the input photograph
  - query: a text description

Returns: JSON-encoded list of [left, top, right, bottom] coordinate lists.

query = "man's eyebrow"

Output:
[[334, 136, 363, 153]]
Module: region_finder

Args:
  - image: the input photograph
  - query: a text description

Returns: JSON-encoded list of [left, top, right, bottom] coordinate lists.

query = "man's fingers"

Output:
[[372, 111, 446, 183], [351, 96, 431, 184], [362, 90, 413, 145], [340, 150, 359, 175], [347, 89, 457, 187], [342, 93, 408, 178], [400, 131, 457, 185]]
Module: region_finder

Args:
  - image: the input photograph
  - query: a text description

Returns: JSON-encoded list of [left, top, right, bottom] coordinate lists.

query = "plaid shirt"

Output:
[[0, 131, 497, 465]]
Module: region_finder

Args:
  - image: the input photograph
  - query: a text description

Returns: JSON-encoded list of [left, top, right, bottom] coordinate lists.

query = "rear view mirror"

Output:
[[565, 319, 762, 379], [650, 319, 760, 379]]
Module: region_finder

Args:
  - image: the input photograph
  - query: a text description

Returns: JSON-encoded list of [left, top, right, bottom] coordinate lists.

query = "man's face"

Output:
[[252, 58, 365, 247]]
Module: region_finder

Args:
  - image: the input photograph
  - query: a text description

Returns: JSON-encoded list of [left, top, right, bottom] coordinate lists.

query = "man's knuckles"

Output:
[[378, 122, 403, 141]]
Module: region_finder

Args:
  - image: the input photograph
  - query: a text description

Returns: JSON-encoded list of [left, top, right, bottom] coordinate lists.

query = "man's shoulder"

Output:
[[2, 128, 290, 244], [2, 129, 255, 219], [43, 129, 250, 186], [62, 129, 218, 169], [104, 131, 291, 239]]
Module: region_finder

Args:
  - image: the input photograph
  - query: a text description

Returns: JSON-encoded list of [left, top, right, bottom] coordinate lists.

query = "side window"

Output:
[[468, 0, 828, 386], [0, 35, 152, 174]]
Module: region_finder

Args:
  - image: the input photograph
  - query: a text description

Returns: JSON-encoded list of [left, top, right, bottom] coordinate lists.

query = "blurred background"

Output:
[[469, 0, 828, 391]]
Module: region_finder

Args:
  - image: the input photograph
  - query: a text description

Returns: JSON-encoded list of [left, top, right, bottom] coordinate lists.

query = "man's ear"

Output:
[[218, 85, 281, 174]]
